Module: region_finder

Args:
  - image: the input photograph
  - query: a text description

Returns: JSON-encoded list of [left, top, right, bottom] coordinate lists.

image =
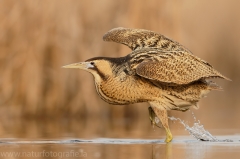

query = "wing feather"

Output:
[[136, 52, 230, 85], [103, 27, 191, 52]]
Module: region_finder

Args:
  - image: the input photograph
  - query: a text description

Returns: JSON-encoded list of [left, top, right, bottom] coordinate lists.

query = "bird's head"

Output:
[[62, 57, 113, 82]]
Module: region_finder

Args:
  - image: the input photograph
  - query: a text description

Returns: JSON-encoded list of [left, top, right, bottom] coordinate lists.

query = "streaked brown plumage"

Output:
[[63, 27, 230, 142]]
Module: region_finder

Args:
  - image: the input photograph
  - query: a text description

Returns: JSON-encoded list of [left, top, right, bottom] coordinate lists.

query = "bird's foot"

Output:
[[164, 128, 173, 143], [149, 106, 172, 143]]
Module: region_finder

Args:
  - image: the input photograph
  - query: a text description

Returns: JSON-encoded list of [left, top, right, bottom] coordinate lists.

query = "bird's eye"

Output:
[[90, 62, 95, 65]]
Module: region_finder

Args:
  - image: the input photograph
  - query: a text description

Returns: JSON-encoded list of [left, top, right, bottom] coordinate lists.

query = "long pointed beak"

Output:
[[62, 62, 93, 70]]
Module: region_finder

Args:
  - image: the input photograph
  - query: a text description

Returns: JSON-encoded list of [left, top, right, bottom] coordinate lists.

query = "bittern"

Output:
[[63, 27, 230, 142]]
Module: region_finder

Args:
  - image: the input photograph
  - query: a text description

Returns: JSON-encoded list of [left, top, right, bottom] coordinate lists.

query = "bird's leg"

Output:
[[148, 106, 156, 127], [148, 107, 162, 128], [151, 107, 172, 143]]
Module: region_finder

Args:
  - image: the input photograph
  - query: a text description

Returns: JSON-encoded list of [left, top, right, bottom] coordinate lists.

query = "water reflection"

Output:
[[152, 143, 172, 159], [1, 138, 240, 159], [184, 142, 211, 159]]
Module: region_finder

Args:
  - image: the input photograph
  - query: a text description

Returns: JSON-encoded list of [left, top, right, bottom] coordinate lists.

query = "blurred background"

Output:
[[0, 0, 239, 139]]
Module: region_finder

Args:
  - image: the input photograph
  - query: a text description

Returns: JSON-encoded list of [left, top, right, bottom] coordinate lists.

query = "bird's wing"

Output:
[[103, 27, 191, 52], [136, 52, 230, 85]]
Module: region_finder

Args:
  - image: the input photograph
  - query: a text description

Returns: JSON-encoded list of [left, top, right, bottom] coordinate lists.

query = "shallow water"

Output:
[[0, 110, 239, 159], [0, 137, 240, 159]]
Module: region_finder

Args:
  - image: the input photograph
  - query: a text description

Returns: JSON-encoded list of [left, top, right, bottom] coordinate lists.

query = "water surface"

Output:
[[0, 110, 239, 159], [0, 136, 240, 159]]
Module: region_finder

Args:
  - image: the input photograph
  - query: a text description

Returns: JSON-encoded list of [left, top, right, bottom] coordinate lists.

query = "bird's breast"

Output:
[[94, 76, 157, 105]]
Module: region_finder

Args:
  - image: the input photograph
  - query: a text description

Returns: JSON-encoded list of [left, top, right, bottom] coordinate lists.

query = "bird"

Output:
[[62, 27, 230, 143]]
